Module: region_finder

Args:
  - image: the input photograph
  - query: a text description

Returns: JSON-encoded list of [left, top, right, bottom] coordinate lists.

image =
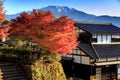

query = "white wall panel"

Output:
[[73, 55, 80, 63], [102, 35, 107, 43], [97, 35, 101, 43], [107, 35, 111, 43], [82, 57, 90, 65]]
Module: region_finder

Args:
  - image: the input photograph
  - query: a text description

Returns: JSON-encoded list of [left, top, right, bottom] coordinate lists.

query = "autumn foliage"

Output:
[[0, 25, 9, 39], [0, 1, 9, 41], [0, 1, 5, 23], [10, 10, 78, 54]]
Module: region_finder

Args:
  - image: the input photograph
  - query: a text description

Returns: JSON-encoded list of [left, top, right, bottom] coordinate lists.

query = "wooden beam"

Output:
[[95, 61, 120, 66]]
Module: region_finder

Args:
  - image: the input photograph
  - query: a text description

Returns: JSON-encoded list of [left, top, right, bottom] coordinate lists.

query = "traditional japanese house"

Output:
[[61, 22, 120, 80]]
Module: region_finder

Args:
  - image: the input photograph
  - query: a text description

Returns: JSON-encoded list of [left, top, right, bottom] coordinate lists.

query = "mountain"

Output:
[[41, 6, 96, 21], [6, 6, 120, 27]]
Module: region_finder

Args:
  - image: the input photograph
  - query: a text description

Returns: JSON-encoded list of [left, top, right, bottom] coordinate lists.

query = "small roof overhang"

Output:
[[93, 44, 120, 58], [75, 22, 120, 34], [78, 43, 98, 59]]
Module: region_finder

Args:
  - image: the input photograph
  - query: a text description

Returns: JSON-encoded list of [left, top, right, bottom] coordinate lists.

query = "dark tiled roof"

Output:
[[78, 43, 98, 59], [75, 22, 120, 34], [93, 44, 120, 58]]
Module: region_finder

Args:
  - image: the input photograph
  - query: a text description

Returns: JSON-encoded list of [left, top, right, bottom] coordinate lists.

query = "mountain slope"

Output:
[[41, 6, 96, 21], [6, 6, 120, 27]]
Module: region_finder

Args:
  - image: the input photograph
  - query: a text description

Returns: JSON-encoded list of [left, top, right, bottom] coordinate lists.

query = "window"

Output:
[[92, 34, 97, 43], [111, 35, 120, 42], [92, 38, 97, 42], [102, 35, 107, 43], [106, 35, 111, 43], [111, 38, 120, 42], [92, 34, 112, 43]]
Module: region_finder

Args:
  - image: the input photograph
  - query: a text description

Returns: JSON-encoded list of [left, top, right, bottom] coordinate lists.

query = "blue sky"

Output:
[[3, 0, 120, 17]]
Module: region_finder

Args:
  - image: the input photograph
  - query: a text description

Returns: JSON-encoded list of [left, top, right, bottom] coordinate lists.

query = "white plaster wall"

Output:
[[107, 35, 111, 43], [112, 35, 120, 38], [73, 55, 80, 63], [95, 34, 112, 43], [66, 54, 73, 58], [97, 35, 102, 43], [102, 35, 107, 43], [82, 57, 90, 65]]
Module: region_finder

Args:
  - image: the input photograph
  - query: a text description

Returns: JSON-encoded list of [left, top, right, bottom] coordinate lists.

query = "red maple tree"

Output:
[[10, 10, 78, 54], [0, 1, 9, 42], [0, 1, 5, 23]]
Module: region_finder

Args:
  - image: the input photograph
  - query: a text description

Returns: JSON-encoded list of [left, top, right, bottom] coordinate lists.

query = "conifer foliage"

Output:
[[10, 10, 78, 54]]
